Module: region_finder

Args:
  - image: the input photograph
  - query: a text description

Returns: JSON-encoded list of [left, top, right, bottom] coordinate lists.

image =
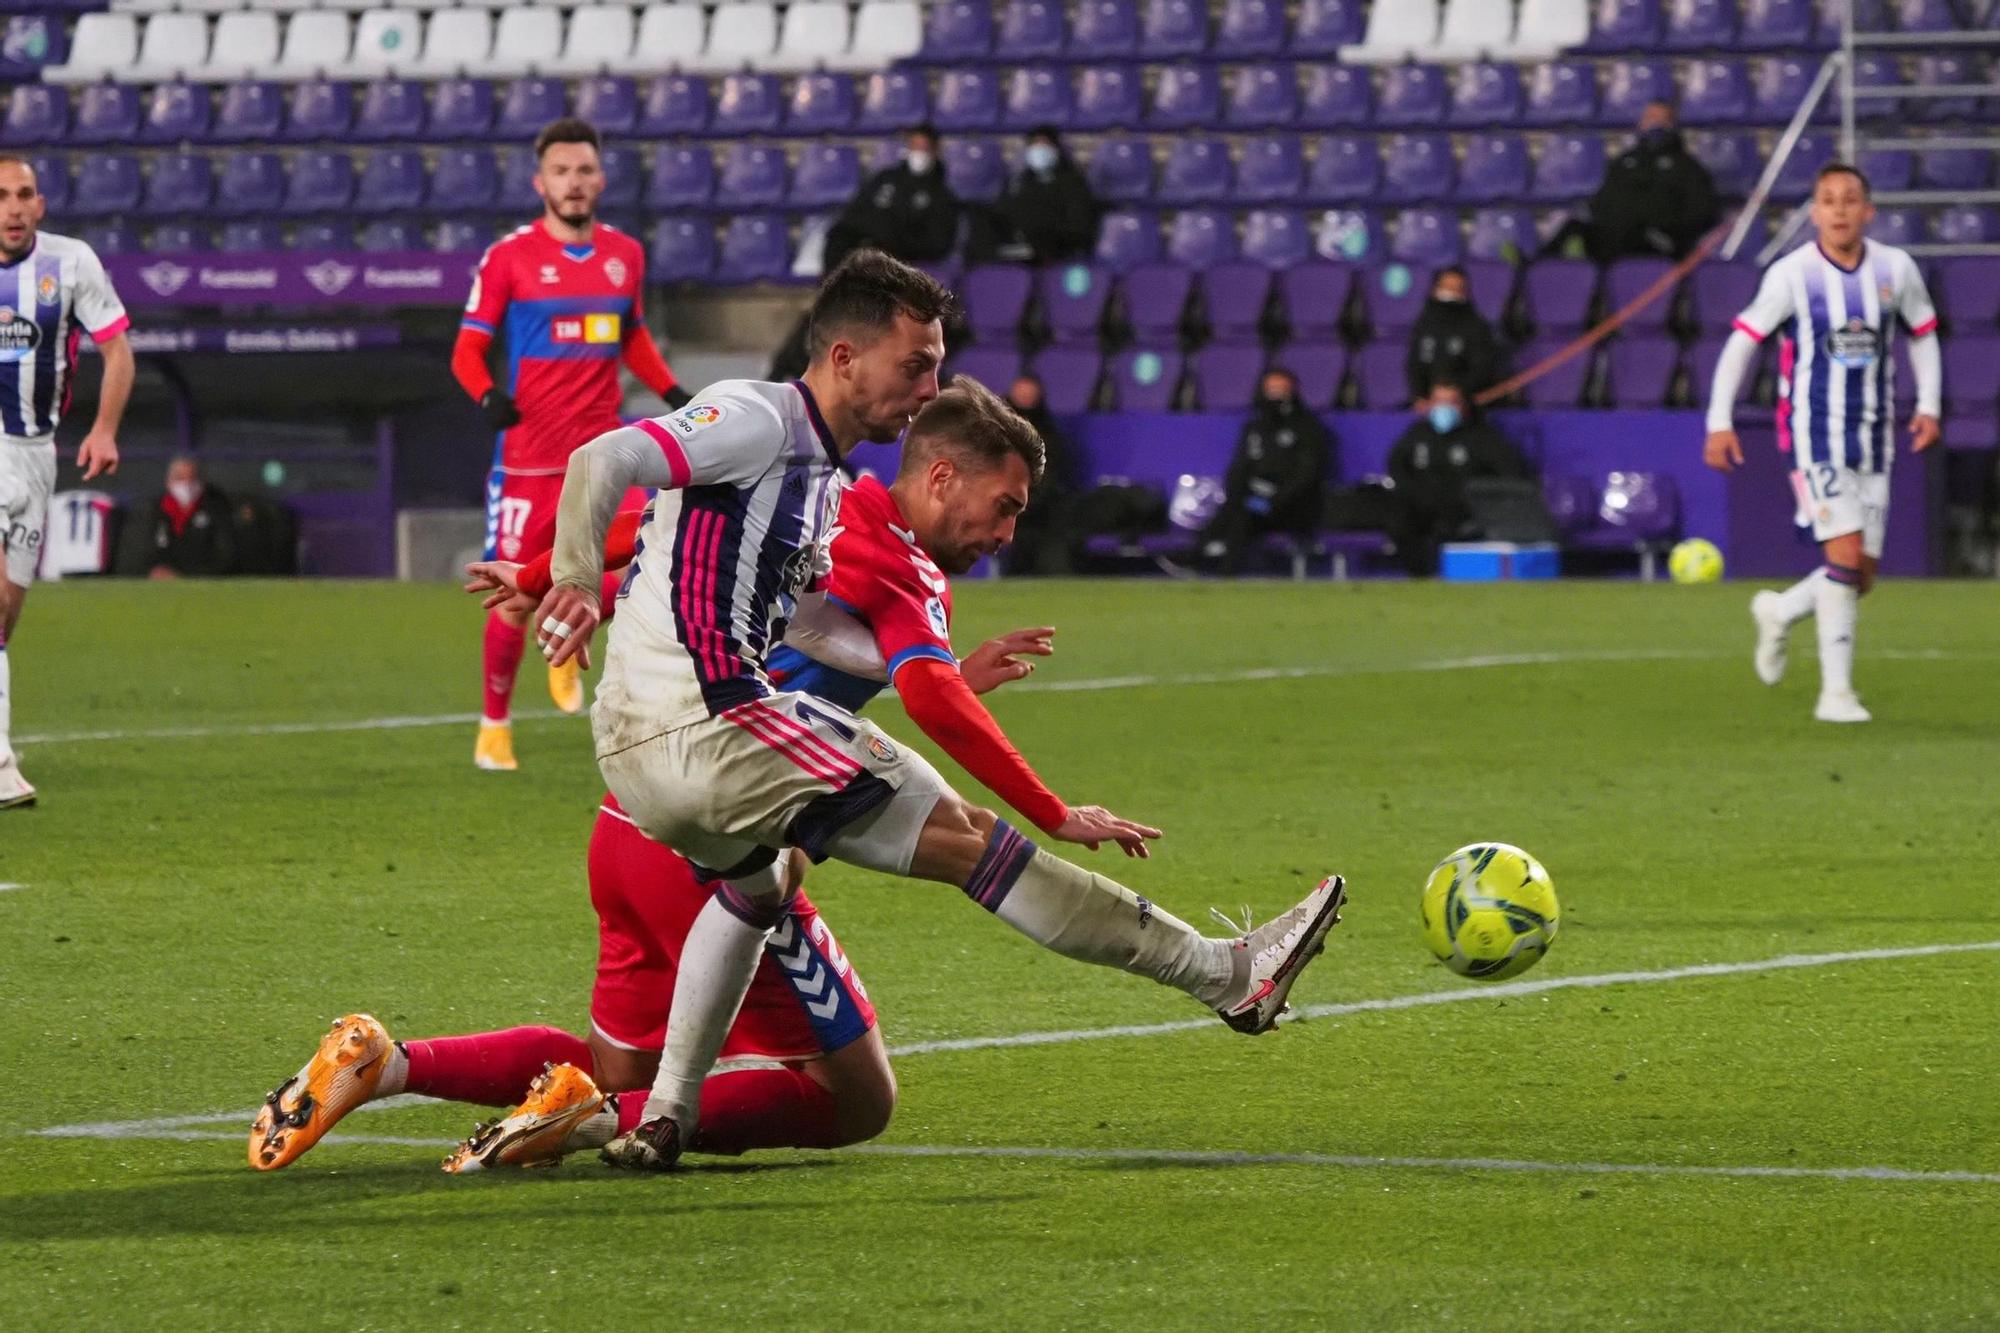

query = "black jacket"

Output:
[[148, 485, 237, 576], [1225, 404, 1332, 526], [993, 159, 1100, 264], [1386, 418, 1531, 524], [1013, 403, 1081, 498], [1406, 299, 1503, 403], [826, 163, 960, 269], [1588, 130, 1721, 261]]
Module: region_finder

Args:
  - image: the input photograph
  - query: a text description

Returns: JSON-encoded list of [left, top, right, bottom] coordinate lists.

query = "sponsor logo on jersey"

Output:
[[539, 264, 560, 285], [603, 257, 628, 287], [139, 261, 192, 296], [36, 274, 58, 307], [0, 307, 39, 358], [302, 259, 357, 296], [1827, 317, 1879, 368], [669, 403, 724, 435], [551, 313, 621, 345], [925, 595, 948, 639]]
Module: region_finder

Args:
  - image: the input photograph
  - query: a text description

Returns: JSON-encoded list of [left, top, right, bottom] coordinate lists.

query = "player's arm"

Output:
[[74, 246, 132, 480], [619, 281, 691, 410], [1900, 254, 1942, 452], [1703, 264, 1795, 472], [470, 508, 643, 624], [454, 245, 519, 428]]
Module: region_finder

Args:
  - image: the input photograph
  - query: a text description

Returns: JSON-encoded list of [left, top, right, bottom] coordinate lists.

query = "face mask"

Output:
[[1641, 126, 1674, 150], [1428, 404, 1462, 435], [905, 150, 934, 176], [1262, 394, 1293, 414], [168, 480, 199, 507], [1430, 291, 1467, 306], [1025, 143, 1059, 173]]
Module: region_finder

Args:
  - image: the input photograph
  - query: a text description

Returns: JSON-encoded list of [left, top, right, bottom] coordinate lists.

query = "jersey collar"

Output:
[[0, 237, 39, 270], [1815, 239, 1868, 274], [791, 379, 843, 466]]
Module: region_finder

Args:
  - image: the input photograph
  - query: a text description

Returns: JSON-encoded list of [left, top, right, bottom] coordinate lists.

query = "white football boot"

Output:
[[1750, 590, 1789, 686], [1215, 875, 1347, 1035], [1814, 691, 1872, 724], [0, 752, 35, 811]]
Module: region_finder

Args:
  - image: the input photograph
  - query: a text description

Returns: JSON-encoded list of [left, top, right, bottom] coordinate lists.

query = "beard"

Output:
[[554, 202, 595, 227]]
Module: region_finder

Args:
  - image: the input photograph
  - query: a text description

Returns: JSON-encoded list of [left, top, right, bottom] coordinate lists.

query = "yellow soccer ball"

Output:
[[1669, 538, 1724, 584], [1419, 843, 1560, 981]]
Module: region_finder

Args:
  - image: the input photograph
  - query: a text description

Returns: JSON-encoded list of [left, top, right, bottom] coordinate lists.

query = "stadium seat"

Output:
[[207, 12, 280, 82], [1150, 65, 1220, 129], [1934, 257, 2000, 334], [1934, 204, 2000, 246], [1005, 67, 1072, 128], [343, 79, 422, 144], [1282, 340, 1347, 408], [214, 81, 283, 144], [1450, 61, 1524, 125], [788, 71, 855, 133], [599, 145, 642, 211], [1291, 0, 1367, 54], [1680, 59, 1752, 125], [1916, 147, 1993, 193], [0, 85, 66, 149], [1871, 208, 1924, 249], [430, 146, 498, 211], [1741, 0, 1815, 48], [1278, 262, 1354, 340], [71, 153, 139, 218], [1849, 53, 1901, 123], [1214, 0, 1286, 56], [1581, 472, 1679, 559], [713, 72, 783, 136], [1140, 0, 1209, 55], [1522, 259, 1598, 334], [1777, 135, 1838, 202], [433, 219, 487, 254], [1377, 63, 1449, 128], [1075, 65, 1143, 130], [217, 218, 279, 253], [1242, 209, 1311, 269], [1191, 343, 1265, 409], [356, 147, 426, 214], [1749, 58, 1819, 125], [142, 151, 213, 216], [1893, 0, 1963, 32], [715, 142, 788, 210], [1600, 57, 1675, 126], [497, 78, 568, 141], [1039, 262, 1114, 345], [639, 73, 711, 137], [26, 153, 68, 212], [44, 13, 139, 85], [1225, 63, 1298, 129], [347, 10, 424, 78], [1381, 133, 1455, 204], [1390, 207, 1462, 266], [141, 81, 211, 144], [1306, 134, 1382, 203], [358, 219, 417, 253], [1664, 0, 1738, 48], [1467, 206, 1539, 260], [126, 13, 210, 84], [1912, 53, 1981, 123], [1515, 340, 1594, 407], [1942, 336, 2000, 447], [1682, 333, 1746, 413], [150, 222, 210, 253], [1584, 0, 1663, 49], [1463, 258, 1515, 322], [1356, 262, 1432, 336], [1158, 137, 1230, 204], [218, 150, 285, 216], [949, 346, 1026, 395], [1605, 257, 1678, 332], [614, 7, 705, 78], [1687, 130, 1761, 197], [692, 2, 777, 75], [1686, 260, 1760, 333], [842, 1, 922, 72], [425, 79, 496, 142], [273, 13, 354, 82], [550, 6, 636, 77], [1523, 61, 1598, 129], [1435, 0, 1517, 58], [295, 221, 353, 251], [1509, 0, 1593, 56], [1349, 342, 1409, 408], [649, 216, 716, 281], [996, 0, 1065, 57], [576, 75, 639, 135], [1072, 0, 1140, 55], [1200, 260, 1274, 342], [945, 138, 1007, 202], [285, 149, 355, 214], [856, 69, 927, 131], [1109, 347, 1182, 410], [716, 215, 791, 283], [1530, 134, 1606, 202], [1031, 346, 1104, 413], [485, 8, 565, 79], [1094, 210, 1161, 272], [1087, 137, 1153, 202], [1857, 147, 1914, 193], [1122, 260, 1194, 342], [1343, 0, 1438, 63], [1234, 135, 1304, 201], [71, 83, 141, 146], [933, 68, 999, 131], [923, 0, 992, 59], [771, 0, 852, 72], [1458, 133, 1532, 203], [1168, 208, 1235, 269], [81, 224, 140, 256], [1315, 207, 1381, 262], [1298, 64, 1373, 128], [646, 144, 715, 208], [493, 146, 536, 211]]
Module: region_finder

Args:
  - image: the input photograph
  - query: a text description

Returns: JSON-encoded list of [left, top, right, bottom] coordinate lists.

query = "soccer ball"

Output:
[[1419, 843, 1560, 981], [1668, 538, 1724, 584]]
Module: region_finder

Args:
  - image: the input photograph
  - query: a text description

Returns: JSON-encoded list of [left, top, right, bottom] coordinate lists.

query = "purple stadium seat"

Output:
[[1087, 137, 1152, 202], [1463, 258, 1515, 322], [646, 145, 715, 209], [1531, 134, 1607, 202], [1234, 135, 1304, 201], [1912, 54, 1981, 123], [944, 138, 1006, 201], [1459, 133, 1531, 204], [1858, 148, 1914, 193], [1274, 262, 1350, 343], [1587, 472, 1680, 547], [1683, 334, 1746, 413], [1095, 211, 1161, 271], [430, 147, 499, 212], [426, 79, 496, 142], [1035, 263, 1112, 346], [1516, 340, 1594, 408], [1004, 67, 1072, 128], [217, 151, 284, 217], [1215, 0, 1286, 56], [1770, 132, 1834, 200], [1665, 0, 1738, 47], [27, 154, 66, 213], [1468, 207, 1539, 260], [1943, 338, 2000, 447], [1688, 130, 1761, 197], [1607, 336, 1680, 407], [857, 70, 927, 132], [1687, 260, 1759, 333], [961, 264, 1034, 343], [219, 219, 281, 252], [1140, 0, 1209, 55], [1225, 63, 1298, 129], [1150, 65, 1220, 129], [781, 72, 852, 134], [1523, 259, 1598, 334], [1893, 0, 1962, 32], [1600, 58, 1675, 126], [1299, 64, 1372, 128], [1872, 207, 1924, 249], [1075, 66, 1142, 130], [1122, 260, 1194, 341], [1934, 205, 2000, 246], [285, 150, 355, 215], [141, 81, 208, 145], [72, 153, 140, 219], [997, 0, 1066, 57], [1200, 260, 1274, 341], [714, 73, 783, 137], [576, 76, 638, 135], [1109, 347, 1183, 410], [1741, 0, 1815, 47], [294, 221, 353, 252], [1920, 147, 1991, 192], [1030, 347, 1104, 414], [358, 220, 416, 253], [1157, 137, 1230, 204], [1351, 342, 1409, 409], [1168, 208, 1236, 269], [640, 74, 711, 137], [1073, 0, 1139, 54], [1850, 53, 1901, 123], [598, 145, 641, 211], [1283, 341, 1347, 408], [650, 217, 716, 282], [150, 222, 208, 253], [142, 152, 212, 217], [1523, 60, 1599, 126], [949, 347, 1024, 396], [72, 83, 139, 147], [1750, 57, 1820, 126], [1292, 0, 1366, 54], [1191, 343, 1265, 409], [1381, 133, 1454, 204], [496, 78, 568, 142], [1, 84, 65, 148], [1604, 257, 1678, 332], [1934, 257, 2000, 333], [1586, 0, 1664, 49], [1357, 262, 1433, 336], [496, 146, 539, 213], [933, 68, 999, 131], [924, 0, 993, 59], [790, 143, 861, 209], [287, 80, 357, 144], [355, 148, 425, 215], [1542, 473, 1596, 535], [1315, 207, 1381, 262], [1450, 61, 1523, 126], [716, 143, 788, 210], [1390, 208, 1462, 266], [716, 215, 790, 285], [1306, 135, 1381, 204], [80, 224, 138, 256], [212, 82, 281, 145], [1378, 64, 1448, 128], [1680, 59, 1752, 125]]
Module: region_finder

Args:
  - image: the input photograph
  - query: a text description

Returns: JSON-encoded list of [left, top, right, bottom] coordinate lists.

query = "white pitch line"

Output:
[[0, 883, 26, 892]]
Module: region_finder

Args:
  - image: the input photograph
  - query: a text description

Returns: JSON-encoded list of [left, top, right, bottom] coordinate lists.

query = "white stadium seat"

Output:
[[1508, 0, 1590, 58], [474, 7, 564, 77], [206, 11, 282, 80], [126, 13, 212, 83], [768, 0, 849, 72], [245, 0, 322, 17], [1342, 0, 1440, 64], [319, 0, 388, 15], [410, 7, 494, 77], [547, 5, 636, 75], [107, 0, 176, 14], [273, 11, 355, 81], [42, 13, 139, 83], [610, 4, 705, 75], [348, 9, 425, 76], [1433, 0, 1517, 59], [689, 0, 774, 73], [836, 0, 919, 72], [181, 0, 246, 15], [396, 0, 463, 12]]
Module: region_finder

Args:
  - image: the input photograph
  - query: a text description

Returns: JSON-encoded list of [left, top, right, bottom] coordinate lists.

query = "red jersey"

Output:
[[826, 475, 958, 679], [460, 221, 649, 475]]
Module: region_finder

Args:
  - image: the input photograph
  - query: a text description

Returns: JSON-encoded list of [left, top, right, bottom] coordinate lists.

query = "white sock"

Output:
[[1773, 569, 1824, 625], [1816, 567, 1860, 696], [562, 1103, 622, 1152], [0, 640, 11, 764], [375, 1042, 410, 1097], [968, 822, 1235, 1006], [643, 886, 777, 1128]]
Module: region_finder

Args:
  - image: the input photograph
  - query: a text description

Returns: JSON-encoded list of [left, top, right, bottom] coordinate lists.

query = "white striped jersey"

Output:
[[593, 378, 847, 754], [38, 488, 116, 579], [0, 231, 130, 440], [1731, 239, 1937, 475]]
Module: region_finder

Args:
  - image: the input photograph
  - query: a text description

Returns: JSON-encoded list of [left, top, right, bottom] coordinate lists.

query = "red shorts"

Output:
[[587, 798, 878, 1060], [485, 471, 652, 564]]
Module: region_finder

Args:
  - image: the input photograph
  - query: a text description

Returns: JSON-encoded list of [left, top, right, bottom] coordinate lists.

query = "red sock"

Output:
[[401, 1027, 592, 1106], [682, 1067, 843, 1155], [482, 614, 526, 723]]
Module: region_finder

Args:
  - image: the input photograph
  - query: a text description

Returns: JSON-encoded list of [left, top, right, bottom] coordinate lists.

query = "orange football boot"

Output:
[[248, 1013, 394, 1170], [441, 1062, 607, 1174]]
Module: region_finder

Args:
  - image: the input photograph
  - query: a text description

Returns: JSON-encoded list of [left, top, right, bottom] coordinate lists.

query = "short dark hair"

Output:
[[902, 375, 1046, 484], [1815, 161, 1871, 200], [805, 249, 958, 362], [534, 118, 602, 160], [1430, 374, 1465, 395]]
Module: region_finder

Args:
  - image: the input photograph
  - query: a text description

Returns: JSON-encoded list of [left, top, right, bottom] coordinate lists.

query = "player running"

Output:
[[452, 116, 690, 771], [0, 154, 132, 810], [1703, 162, 1941, 724], [531, 251, 1345, 1172]]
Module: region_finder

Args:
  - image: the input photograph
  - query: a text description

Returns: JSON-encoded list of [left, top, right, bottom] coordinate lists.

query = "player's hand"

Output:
[[479, 388, 521, 429], [465, 560, 537, 623], [76, 429, 119, 481], [1909, 413, 1941, 453], [1049, 805, 1162, 859], [1703, 428, 1744, 473], [960, 626, 1055, 694], [532, 582, 601, 670]]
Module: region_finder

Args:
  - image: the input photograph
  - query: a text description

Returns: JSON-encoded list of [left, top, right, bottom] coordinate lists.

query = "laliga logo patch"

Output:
[[603, 257, 627, 287], [302, 260, 357, 296], [139, 261, 191, 296], [36, 274, 58, 307], [670, 403, 725, 435], [867, 735, 897, 764]]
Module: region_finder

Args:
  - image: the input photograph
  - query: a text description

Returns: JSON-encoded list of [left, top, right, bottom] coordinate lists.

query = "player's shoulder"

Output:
[[597, 223, 643, 256], [668, 378, 791, 437], [1866, 238, 1922, 277], [31, 230, 98, 265], [478, 225, 538, 265]]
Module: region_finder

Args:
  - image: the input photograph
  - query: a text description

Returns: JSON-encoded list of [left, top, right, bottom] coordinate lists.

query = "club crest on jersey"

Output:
[[867, 735, 897, 763], [603, 257, 628, 287], [36, 274, 58, 306], [670, 403, 725, 435]]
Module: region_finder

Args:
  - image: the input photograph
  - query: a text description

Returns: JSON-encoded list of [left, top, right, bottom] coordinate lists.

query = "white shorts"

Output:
[[0, 439, 56, 589], [1795, 465, 1889, 559], [598, 690, 950, 882]]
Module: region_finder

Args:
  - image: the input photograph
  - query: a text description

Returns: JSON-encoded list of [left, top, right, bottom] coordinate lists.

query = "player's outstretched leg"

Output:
[[476, 613, 525, 770], [249, 1014, 397, 1170], [442, 1061, 608, 1173]]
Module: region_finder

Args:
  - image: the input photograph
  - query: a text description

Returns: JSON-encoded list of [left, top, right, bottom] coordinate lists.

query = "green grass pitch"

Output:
[[2, 578, 1997, 1329]]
